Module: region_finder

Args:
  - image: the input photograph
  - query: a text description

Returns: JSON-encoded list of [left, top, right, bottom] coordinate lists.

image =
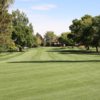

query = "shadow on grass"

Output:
[[47, 49, 99, 55], [9, 60, 100, 63]]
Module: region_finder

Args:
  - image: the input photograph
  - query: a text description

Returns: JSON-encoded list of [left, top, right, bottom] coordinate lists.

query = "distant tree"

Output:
[[58, 32, 69, 46], [44, 31, 57, 46], [36, 33, 43, 46]]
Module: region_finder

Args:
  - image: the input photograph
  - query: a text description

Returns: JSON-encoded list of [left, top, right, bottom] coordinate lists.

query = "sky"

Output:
[[10, 0, 100, 36]]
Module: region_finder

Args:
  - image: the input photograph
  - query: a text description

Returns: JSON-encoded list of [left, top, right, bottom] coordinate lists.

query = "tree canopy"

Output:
[[12, 9, 34, 51], [70, 14, 100, 52], [0, 0, 15, 52]]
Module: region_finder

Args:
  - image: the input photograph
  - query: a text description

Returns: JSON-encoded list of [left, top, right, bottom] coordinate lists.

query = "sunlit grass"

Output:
[[0, 47, 100, 100]]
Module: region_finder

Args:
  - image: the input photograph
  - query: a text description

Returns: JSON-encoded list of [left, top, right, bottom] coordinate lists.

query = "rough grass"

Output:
[[0, 47, 100, 100]]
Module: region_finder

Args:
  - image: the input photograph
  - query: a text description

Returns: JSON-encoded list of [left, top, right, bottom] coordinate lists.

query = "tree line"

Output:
[[0, 0, 100, 52], [36, 15, 100, 53], [0, 0, 35, 52]]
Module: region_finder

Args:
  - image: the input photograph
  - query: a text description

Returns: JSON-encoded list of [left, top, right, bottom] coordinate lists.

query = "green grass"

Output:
[[0, 47, 100, 100]]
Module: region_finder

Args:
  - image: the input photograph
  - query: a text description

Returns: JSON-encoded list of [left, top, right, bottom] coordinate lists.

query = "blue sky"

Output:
[[10, 0, 100, 35]]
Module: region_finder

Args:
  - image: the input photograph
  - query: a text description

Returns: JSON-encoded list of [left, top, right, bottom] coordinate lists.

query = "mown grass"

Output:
[[0, 47, 100, 100]]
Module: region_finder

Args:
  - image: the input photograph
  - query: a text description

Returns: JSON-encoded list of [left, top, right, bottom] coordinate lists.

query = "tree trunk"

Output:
[[96, 46, 99, 53], [86, 46, 90, 50], [19, 46, 23, 52]]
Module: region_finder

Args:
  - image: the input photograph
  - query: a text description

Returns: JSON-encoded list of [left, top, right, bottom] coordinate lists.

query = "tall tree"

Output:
[[80, 15, 93, 50], [12, 9, 34, 51], [69, 15, 93, 50], [91, 16, 100, 53], [0, 0, 14, 10], [0, 0, 14, 51]]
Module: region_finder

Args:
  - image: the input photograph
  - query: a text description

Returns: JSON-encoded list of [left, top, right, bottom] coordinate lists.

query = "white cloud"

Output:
[[32, 4, 57, 11]]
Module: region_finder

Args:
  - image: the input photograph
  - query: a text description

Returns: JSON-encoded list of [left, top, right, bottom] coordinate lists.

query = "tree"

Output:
[[44, 31, 57, 46], [36, 33, 43, 46], [0, 0, 15, 52], [80, 15, 93, 50], [67, 33, 75, 46], [58, 32, 75, 47], [69, 15, 93, 50], [69, 19, 82, 44], [91, 16, 100, 53], [0, 0, 14, 10], [58, 32, 69, 46], [12, 9, 34, 51]]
